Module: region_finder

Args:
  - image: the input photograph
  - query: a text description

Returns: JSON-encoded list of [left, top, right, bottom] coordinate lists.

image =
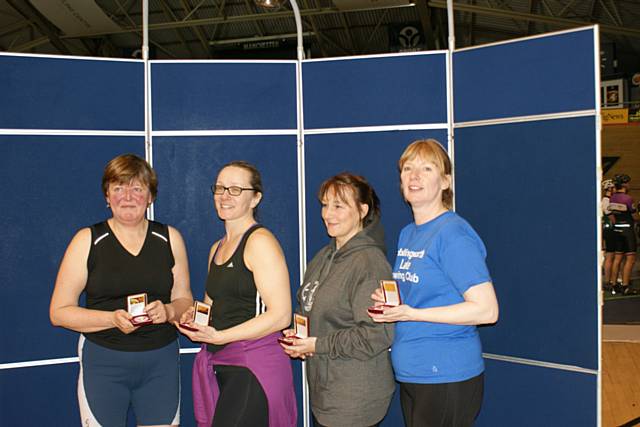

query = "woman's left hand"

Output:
[[369, 304, 414, 323], [280, 336, 317, 359], [145, 300, 169, 324], [175, 322, 226, 345]]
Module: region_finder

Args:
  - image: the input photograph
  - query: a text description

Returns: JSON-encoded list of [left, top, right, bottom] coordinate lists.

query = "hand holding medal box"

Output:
[[278, 313, 309, 345], [127, 293, 153, 326], [179, 301, 211, 331], [368, 280, 401, 314]]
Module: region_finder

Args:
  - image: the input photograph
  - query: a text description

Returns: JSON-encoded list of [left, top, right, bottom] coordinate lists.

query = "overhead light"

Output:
[[255, 0, 286, 8]]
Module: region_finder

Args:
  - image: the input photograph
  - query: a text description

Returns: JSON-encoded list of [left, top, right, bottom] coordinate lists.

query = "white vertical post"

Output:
[[142, 0, 154, 220], [446, 0, 456, 210], [288, 1, 310, 426]]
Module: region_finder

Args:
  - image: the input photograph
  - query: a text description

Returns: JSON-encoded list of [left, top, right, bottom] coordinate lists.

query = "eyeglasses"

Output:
[[211, 184, 256, 196]]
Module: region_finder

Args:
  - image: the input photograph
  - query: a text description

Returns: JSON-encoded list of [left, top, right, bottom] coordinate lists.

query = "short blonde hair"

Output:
[[398, 139, 453, 209]]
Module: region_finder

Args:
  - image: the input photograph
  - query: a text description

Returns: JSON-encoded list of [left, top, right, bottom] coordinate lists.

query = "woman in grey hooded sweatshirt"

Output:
[[281, 172, 395, 427]]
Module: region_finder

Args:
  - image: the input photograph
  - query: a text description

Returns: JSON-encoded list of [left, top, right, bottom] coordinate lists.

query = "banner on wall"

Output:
[[602, 108, 628, 125]]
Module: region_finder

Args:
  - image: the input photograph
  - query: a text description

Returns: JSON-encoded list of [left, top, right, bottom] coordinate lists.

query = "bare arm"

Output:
[[178, 229, 291, 344], [50, 228, 131, 333], [371, 281, 499, 326]]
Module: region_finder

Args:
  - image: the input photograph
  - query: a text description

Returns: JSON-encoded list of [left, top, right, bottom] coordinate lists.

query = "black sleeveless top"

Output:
[[84, 220, 177, 351], [206, 224, 266, 352]]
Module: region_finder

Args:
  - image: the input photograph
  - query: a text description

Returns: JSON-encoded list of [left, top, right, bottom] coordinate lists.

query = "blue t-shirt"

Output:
[[391, 211, 492, 384]]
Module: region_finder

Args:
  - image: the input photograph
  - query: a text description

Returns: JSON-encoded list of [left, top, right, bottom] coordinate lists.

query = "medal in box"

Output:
[[127, 293, 152, 326], [368, 280, 401, 314], [278, 313, 309, 345], [179, 301, 211, 331]]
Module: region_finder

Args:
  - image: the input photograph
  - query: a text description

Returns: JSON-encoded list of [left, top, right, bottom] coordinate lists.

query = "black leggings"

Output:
[[212, 365, 269, 427], [400, 373, 484, 427]]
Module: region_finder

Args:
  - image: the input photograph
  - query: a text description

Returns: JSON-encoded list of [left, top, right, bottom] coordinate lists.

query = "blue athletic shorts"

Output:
[[78, 336, 180, 427]]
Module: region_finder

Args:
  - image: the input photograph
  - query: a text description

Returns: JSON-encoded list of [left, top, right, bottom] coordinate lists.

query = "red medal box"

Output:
[[278, 313, 309, 344], [127, 293, 153, 326], [179, 301, 211, 331], [368, 280, 401, 314]]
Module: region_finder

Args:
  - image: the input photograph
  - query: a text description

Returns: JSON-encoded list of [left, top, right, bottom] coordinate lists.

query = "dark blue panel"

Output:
[[179, 352, 196, 427], [305, 130, 446, 427], [476, 359, 597, 426], [0, 56, 143, 130], [305, 130, 447, 264], [151, 62, 296, 130], [1, 355, 195, 427], [454, 29, 595, 122], [303, 54, 447, 129], [152, 136, 304, 425], [1, 363, 80, 426], [455, 117, 598, 369], [0, 136, 144, 363]]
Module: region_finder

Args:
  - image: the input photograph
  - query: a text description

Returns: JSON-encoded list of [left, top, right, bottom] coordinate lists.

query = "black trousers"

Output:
[[399, 373, 484, 427], [211, 365, 269, 427]]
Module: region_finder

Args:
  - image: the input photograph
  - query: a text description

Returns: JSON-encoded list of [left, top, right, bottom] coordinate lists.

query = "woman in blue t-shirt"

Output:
[[369, 139, 499, 427]]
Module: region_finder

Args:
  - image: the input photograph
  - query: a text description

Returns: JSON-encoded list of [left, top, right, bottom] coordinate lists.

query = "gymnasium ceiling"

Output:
[[0, 0, 639, 74]]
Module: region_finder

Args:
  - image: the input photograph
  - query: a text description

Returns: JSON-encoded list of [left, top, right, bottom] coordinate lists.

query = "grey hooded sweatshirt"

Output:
[[298, 215, 395, 427]]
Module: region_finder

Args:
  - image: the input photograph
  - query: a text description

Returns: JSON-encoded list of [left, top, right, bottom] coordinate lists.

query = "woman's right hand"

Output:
[[280, 329, 305, 359], [113, 309, 139, 334], [179, 305, 195, 325]]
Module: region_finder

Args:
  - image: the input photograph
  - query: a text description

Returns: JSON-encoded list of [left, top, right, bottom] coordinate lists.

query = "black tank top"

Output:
[[84, 220, 177, 351], [206, 224, 266, 352]]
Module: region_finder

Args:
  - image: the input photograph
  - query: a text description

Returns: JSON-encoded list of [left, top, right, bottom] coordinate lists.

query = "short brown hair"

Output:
[[102, 154, 158, 199], [398, 139, 453, 209], [318, 172, 380, 227]]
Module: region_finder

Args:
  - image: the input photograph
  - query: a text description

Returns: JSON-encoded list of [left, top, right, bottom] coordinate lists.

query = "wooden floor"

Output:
[[602, 342, 640, 427]]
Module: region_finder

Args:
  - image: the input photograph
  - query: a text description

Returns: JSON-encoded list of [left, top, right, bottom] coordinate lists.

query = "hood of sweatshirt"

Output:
[[323, 213, 387, 263]]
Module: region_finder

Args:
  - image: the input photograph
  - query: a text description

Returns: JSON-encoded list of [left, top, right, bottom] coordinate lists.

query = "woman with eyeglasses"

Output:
[[177, 160, 296, 427], [50, 153, 193, 427]]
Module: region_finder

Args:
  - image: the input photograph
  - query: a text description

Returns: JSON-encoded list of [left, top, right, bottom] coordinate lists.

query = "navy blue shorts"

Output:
[[78, 336, 180, 427]]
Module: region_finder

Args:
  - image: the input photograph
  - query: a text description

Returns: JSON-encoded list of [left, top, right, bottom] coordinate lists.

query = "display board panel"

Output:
[[0, 363, 80, 426], [476, 359, 596, 427], [305, 129, 447, 427], [303, 54, 447, 129], [151, 62, 297, 130], [454, 29, 595, 122], [0, 55, 143, 130], [304, 130, 447, 261], [152, 135, 304, 426], [454, 117, 598, 369], [0, 135, 145, 363]]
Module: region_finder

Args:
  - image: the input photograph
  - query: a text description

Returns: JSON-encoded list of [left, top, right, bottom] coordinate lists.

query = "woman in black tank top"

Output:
[[50, 154, 193, 426], [177, 161, 297, 427]]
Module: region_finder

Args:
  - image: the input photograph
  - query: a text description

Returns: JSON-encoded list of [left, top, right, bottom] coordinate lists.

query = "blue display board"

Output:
[[454, 29, 595, 122], [476, 359, 597, 426], [152, 135, 300, 316], [455, 111, 598, 371], [0, 135, 145, 363], [0, 56, 143, 130], [0, 27, 598, 427], [152, 135, 303, 426], [303, 53, 447, 129], [304, 130, 446, 261], [151, 62, 297, 130]]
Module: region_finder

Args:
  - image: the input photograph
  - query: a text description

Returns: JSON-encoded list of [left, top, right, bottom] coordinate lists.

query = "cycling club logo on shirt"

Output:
[[392, 247, 424, 284]]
